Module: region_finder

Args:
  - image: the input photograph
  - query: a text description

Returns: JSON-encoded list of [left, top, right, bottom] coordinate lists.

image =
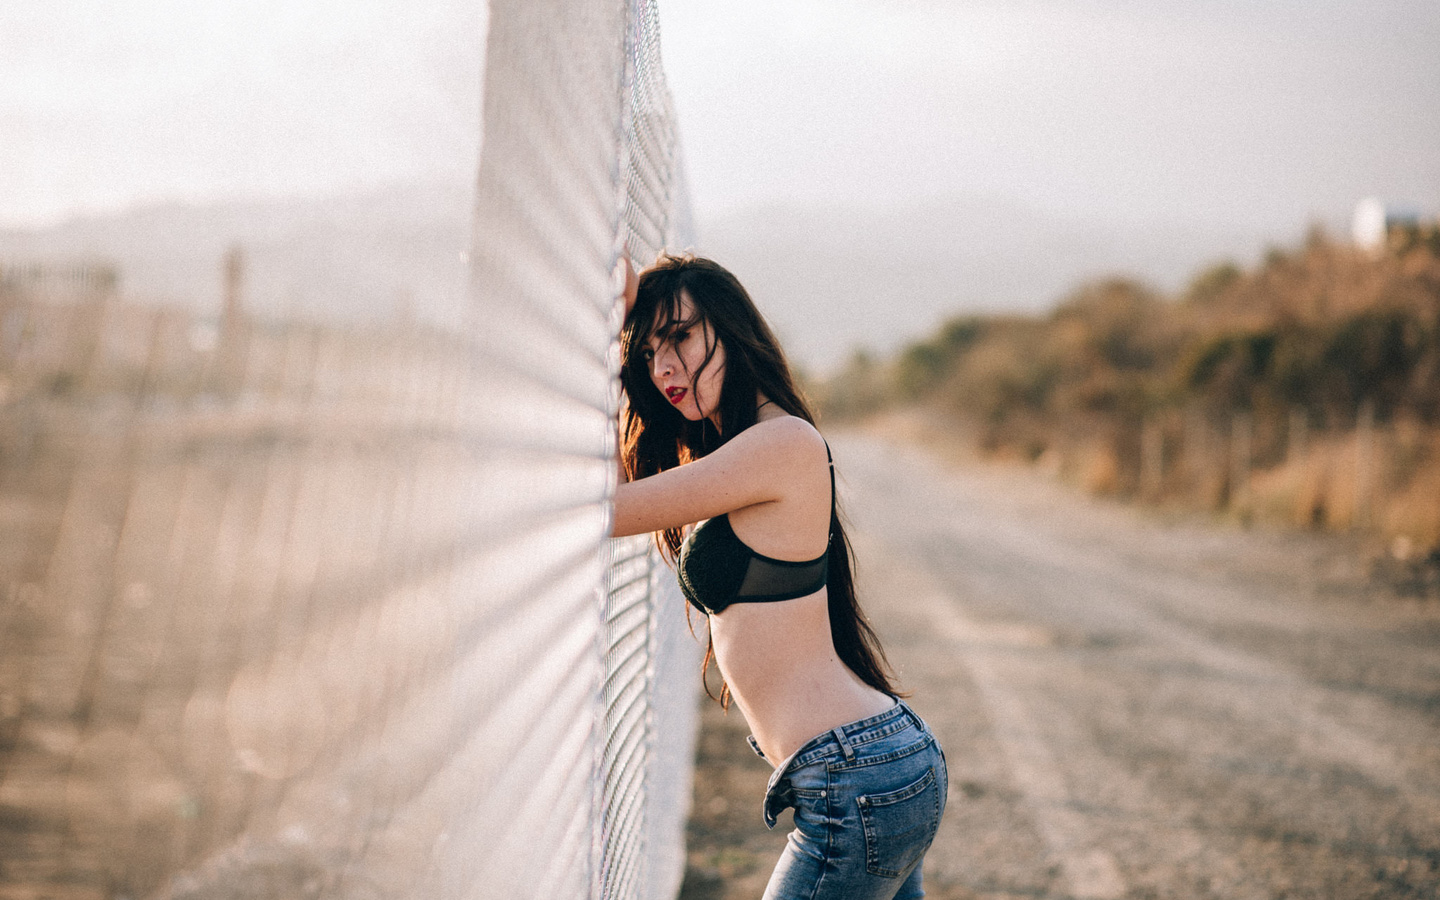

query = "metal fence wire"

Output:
[[0, 1, 697, 898]]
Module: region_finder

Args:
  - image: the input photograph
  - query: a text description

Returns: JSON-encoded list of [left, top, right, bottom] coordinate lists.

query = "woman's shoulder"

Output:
[[731, 415, 828, 469]]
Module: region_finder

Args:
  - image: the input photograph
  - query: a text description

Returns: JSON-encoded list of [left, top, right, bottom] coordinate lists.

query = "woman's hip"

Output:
[[759, 700, 947, 829], [758, 701, 948, 898]]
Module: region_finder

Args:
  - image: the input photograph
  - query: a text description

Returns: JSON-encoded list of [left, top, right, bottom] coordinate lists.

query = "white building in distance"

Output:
[[1352, 197, 1422, 251]]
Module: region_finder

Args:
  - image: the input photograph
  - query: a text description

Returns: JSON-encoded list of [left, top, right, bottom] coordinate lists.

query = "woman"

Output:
[[611, 253, 947, 899]]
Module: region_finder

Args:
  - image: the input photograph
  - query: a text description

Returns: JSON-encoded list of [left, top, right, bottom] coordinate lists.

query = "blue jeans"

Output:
[[750, 701, 948, 900]]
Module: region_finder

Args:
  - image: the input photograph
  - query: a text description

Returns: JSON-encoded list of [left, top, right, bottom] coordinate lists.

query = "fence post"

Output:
[[1231, 411, 1252, 512], [1185, 405, 1208, 499], [1141, 417, 1164, 501], [1288, 406, 1308, 465], [1355, 399, 1375, 529]]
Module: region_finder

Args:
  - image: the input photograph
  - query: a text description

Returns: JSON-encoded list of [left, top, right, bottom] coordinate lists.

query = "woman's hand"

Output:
[[613, 250, 639, 487], [614, 251, 639, 321]]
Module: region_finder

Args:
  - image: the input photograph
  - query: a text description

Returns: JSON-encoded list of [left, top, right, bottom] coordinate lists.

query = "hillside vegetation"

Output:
[[820, 223, 1440, 565]]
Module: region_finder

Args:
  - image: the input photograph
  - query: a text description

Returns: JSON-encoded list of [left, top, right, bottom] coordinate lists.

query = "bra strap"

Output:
[[824, 440, 835, 517]]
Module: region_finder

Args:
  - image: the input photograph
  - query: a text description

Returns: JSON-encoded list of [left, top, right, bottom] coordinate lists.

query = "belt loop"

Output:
[[831, 726, 855, 761], [901, 700, 924, 733]]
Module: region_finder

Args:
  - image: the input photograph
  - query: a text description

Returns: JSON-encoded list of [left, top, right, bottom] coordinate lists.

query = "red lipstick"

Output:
[[665, 386, 688, 405]]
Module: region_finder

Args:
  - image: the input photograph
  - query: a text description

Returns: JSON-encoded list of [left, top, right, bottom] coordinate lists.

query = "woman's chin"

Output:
[[674, 400, 713, 422]]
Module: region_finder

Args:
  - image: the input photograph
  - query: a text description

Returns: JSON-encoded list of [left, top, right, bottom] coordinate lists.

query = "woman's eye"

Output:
[[640, 348, 655, 361], [672, 329, 690, 344]]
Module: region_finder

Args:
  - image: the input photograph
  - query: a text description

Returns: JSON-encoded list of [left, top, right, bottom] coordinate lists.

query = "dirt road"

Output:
[[679, 431, 1440, 899]]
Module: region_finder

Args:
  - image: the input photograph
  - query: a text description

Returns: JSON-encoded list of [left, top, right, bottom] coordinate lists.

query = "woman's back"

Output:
[[710, 590, 895, 763], [686, 413, 893, 763]]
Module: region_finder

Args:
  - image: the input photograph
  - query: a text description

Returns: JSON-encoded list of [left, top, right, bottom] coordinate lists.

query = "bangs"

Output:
[[627, 286, 709, 372], [645, 288, 704, 344]]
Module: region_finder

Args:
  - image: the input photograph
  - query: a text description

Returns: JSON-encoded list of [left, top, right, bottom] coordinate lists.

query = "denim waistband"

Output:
[[758, 699, 930, 827]]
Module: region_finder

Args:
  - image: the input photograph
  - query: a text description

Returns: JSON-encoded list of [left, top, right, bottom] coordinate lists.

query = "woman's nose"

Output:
[[651, 350, 674, 378]]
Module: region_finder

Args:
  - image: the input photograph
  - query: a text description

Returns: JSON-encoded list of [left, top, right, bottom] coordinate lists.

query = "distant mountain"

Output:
[[0, 182, 475, 328], [698, 198, 1271, 373], [2, 186, 1272, 371]]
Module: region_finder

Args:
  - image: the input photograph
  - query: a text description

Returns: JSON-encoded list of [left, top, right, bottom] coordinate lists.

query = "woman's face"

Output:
[[643, 290, 726, 425]]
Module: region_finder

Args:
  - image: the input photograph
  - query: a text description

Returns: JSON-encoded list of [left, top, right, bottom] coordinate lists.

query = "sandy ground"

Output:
[[677, 429, 1440, 900], [3, 406, 1437, 899]]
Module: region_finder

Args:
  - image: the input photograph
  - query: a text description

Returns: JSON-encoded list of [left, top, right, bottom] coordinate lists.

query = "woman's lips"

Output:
[[665, 386, 688, 405]]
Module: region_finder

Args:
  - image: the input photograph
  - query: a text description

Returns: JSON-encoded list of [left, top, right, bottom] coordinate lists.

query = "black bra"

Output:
[[677, 442, 833, 616]]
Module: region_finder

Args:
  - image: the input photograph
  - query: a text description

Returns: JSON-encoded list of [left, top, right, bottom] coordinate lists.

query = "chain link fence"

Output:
[[0, 0, 697, 897]]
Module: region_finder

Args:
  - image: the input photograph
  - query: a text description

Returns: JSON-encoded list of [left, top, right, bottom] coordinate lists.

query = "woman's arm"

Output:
[[614, 252, 639, 486], [611, 416, 826, 537]]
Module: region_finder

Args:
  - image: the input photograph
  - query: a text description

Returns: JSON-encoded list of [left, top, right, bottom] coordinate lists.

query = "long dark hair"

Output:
[[619, 253, 903, 706]]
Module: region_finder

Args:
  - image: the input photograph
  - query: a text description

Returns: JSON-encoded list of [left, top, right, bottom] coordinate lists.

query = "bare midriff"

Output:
[[707, 589, 896, 766]]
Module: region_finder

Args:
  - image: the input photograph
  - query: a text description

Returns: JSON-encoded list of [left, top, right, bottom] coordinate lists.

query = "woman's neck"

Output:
[[756, 395, 780, 421], [710, 395, 780, 435]]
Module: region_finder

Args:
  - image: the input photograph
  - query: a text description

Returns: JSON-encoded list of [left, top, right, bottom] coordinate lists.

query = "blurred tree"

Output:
[[1184, 261, 1242, 306]]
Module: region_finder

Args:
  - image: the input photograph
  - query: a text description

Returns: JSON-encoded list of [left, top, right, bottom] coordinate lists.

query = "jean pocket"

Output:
[[857, 766, 941, 878]]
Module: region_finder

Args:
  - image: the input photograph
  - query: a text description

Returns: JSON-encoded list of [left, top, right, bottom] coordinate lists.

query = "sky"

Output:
[[1, 0, 485, 226], [662, 0, 1440, 363], [659, 0, 1440, 236], [3, 0, 1438, 362], [4, 0, 1435, 232]]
